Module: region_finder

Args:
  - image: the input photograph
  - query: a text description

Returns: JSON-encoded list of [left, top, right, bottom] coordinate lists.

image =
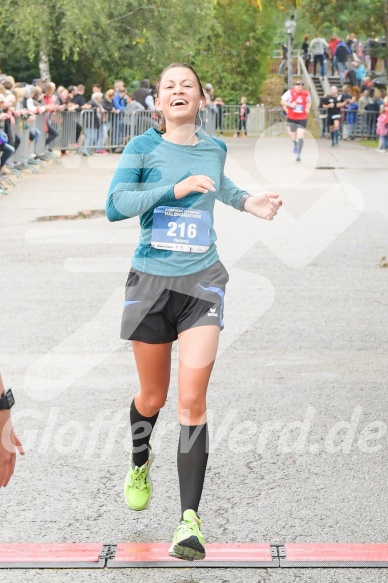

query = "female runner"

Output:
[[106, 62, 282, 561]]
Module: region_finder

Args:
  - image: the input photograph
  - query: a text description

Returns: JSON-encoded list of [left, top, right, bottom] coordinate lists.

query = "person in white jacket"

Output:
[[308, 34, 329, 78]]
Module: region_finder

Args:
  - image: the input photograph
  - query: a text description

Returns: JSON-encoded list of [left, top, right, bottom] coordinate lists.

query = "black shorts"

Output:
[[328, 113, 341, 126], [287, 118, 307, 132], [120, 261, 229, 343]]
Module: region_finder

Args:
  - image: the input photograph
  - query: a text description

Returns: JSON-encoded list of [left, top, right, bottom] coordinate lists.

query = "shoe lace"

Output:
[[128, 463, 148, 490], [176, 516, 201, 538]]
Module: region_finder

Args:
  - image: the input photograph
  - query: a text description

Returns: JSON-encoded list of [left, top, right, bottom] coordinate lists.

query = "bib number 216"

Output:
[[167, 221, 197, 239], [151, 206, 211, 253]]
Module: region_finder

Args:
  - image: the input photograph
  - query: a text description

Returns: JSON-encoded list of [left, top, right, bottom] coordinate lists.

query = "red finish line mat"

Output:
[[2, 542, 388, 569], [107, 542, 278, 568], [279, 543, 388, 568], [0, 543, 106, 569]]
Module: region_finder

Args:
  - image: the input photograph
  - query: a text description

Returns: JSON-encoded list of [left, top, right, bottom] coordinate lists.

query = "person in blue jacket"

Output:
[[112, 87, 128, 149], [334, 40, 351, 83], [105, 62, 282, 561], [345, 95, 359, 139]]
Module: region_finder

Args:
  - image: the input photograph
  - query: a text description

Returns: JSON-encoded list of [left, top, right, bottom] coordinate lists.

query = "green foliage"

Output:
[[1, 0, 386, 98], [195, 0, 278, 103], [298, 0, 385, 39], [0, 46, 40, 82], [1, 0, 277, 103]]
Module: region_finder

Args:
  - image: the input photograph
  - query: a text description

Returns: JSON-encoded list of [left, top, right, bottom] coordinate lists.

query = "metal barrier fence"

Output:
[[13, 115, 35, 164], [2, 106, 382, 172], [3, 114, 47, 176], [215, 104, 282, 136], [316, 108, 381, 139]]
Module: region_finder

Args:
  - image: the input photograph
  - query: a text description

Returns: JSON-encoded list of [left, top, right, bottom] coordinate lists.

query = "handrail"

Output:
[[321, 76, 331, 94], [298, 55, 320, 108]]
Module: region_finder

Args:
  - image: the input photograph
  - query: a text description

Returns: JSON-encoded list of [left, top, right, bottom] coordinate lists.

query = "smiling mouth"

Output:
[[171, 99, 188, 106]]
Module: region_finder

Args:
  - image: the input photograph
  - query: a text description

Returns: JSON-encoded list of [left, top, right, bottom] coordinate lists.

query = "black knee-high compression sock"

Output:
[[297, 138, 304, 154], [177, 423, 209, 517], [130, 399, 159, 467]]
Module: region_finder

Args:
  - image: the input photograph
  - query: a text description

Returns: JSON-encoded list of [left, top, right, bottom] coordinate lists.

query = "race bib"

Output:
[[294, 104, 304, 113], [151, 206, 211, 253]]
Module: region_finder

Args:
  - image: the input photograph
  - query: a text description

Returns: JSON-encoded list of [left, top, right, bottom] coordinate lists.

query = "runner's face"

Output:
[[156, 67, 202, 125]]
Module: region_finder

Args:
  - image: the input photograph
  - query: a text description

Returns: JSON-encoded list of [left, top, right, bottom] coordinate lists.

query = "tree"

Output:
[[0, 0, 282, 102], [298, 1, 385, 40], [1, 0, 109, 80], [109, 0, 215, 82], [1, 0, 215, 84], [195, 0, 278, 102]]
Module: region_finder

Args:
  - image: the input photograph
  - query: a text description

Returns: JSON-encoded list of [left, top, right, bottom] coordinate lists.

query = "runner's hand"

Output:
[[174, 175, 216, 199], [244, 192, 282, 220], [0, 412, 24, 488]]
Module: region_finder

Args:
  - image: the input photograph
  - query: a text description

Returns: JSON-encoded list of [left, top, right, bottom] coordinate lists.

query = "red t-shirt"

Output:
[[287, 89, 310, 120], [328, 38, 339, 58]]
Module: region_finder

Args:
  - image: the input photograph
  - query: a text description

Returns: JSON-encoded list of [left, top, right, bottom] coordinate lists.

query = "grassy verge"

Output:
[[360, 139, 379, 149]]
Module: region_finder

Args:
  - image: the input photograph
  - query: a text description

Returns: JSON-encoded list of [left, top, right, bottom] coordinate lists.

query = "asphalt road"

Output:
[[0, 135, 387, 582]]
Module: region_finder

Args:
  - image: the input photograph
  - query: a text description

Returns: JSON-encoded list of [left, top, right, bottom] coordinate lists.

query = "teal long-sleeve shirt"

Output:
[[106, 128, 247, 276]]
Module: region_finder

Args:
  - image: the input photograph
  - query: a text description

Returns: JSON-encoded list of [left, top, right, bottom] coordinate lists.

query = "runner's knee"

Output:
[[136, 392, 167, 416], [178, 392, 206, 421]]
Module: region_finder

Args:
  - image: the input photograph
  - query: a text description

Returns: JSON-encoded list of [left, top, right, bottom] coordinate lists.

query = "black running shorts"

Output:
[[120, 261, 229, 343], [327, 113, 341, 126], [287, 118, 307, 132]]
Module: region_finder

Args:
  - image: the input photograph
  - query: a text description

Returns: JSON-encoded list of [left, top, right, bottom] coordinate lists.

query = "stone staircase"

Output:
[[326, 75, 342, 91], [311, 76, 325, 97], [310, 74, 342, 99]]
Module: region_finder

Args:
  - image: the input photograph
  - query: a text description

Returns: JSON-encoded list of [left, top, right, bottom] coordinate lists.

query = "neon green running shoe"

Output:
[[123, 443, 154, 511], [168, 509, 206, 561]]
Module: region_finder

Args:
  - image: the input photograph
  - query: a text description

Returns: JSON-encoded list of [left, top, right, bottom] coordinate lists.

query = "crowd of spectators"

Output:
[[318, 82, 388, 150], [0, 75, 161, 175], [299, 31, 388, 148], [1, 60, 387, 195], [0, 73, 224, 194], [301, 33, 386, 81], [0, 75, 223, 166]]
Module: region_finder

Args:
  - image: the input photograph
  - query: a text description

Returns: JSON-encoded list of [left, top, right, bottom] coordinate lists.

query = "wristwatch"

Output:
[[0, 389, 15, 410], [239, 193, 252, 212]]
